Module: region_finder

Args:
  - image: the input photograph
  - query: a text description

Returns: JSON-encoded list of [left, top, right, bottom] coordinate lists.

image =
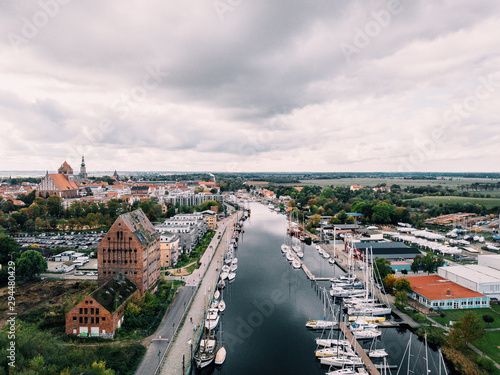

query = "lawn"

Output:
[[409, 196, 500, 209], [432, 308, 500, 328], [474, 330, 500, 365]]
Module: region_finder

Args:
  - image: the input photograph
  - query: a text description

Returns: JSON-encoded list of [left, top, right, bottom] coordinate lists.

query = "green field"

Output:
[[433, 308, 500, 328], [409, 196, 500, 209], [474, 330, 500, 365], [280, 177, 500, 189]]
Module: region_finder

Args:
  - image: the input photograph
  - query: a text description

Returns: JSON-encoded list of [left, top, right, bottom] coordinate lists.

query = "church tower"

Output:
[[80, 156, 88, 179]]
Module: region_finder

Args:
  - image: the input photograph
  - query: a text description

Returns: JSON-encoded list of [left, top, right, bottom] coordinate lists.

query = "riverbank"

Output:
[[158, 213, 238, 375]]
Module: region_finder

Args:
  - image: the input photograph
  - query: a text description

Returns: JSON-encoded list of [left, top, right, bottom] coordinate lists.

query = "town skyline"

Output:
[[1, 1, 499, 173]]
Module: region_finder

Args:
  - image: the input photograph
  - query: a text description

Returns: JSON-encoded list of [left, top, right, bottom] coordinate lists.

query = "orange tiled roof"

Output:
[[49, 174, 79, 191], [405, 275, 485, 301]]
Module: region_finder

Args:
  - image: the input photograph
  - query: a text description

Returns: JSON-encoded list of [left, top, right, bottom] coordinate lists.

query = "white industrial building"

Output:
[[438, 264, 500, 300], [478, 254, 500, 271]]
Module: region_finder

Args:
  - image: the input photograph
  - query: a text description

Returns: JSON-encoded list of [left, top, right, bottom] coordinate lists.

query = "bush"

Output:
[[476, 356, 496, 372], [414, 313, 426, 322], [440, 312, 446, 318]]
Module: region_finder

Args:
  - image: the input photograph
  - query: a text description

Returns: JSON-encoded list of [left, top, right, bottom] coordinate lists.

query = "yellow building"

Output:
[[160, 232, 179, 268], [201, 210, 218, 230]]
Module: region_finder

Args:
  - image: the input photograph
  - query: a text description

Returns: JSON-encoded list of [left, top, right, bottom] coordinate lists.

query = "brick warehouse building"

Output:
[[98, 209, 161, 293], [66, 273, 138, 337]]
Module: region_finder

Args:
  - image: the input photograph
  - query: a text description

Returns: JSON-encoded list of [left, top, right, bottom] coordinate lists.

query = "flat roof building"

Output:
[[438, 264, 500, 299], [406, 275, 489, 310]]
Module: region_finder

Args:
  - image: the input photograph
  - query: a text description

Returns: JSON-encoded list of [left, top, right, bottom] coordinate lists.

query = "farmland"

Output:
[[409, 196, 500, 209]]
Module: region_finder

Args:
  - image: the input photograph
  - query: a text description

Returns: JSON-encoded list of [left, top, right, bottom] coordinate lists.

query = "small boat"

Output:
[[228, 272, 236, 281], [305, 319, 337, 330], [230, 264, 238, 272], [292, 259, 301, 269], [329, 258, 336, 265], [348, 316, 386, 323], [222, 265, 230, 273], [220, 272, 229, 280], [326, 368, 357, 375], [368, 349, 388, 358], [205, 308, 220, 331], [217, 279, 226, 289], [231, 258, 238, 265], [320, 356, 363, 367], [296, 251, 304, 258], [214, 290, 220, 300], [323, 252, 331, 259], [352, 328, 381, 340], [315, 347, 356, 357], [215, 346, 226, 365], [286, 252, 295, 261], [211, 301, 219, 309], [281, 244, 291, 253], [218, 299, 226, 313], [316, 338, 351, 347]]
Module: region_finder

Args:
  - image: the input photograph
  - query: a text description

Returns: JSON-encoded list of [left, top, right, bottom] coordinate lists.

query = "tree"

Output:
[[394, 278, 412, 293], [384, 274, 396, 294], [482, 314, 494, 327], [448, 311, 485, 349], [375, 257, 393, 280], [308, 214, 322, 228], [337, 210, 348, 223], [0, 234, 20, 264], [411, 255, 421, 274], [16, 250, 47, 281], [395, 290, 408, 304], [421, 252, 445, 274], [47, 195, 63, 217], [371, 203, 396, 224]]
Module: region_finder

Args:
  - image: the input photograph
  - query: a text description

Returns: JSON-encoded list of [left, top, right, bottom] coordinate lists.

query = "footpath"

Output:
[[157, 214, 237, 375], [134, 214, 237, 375]]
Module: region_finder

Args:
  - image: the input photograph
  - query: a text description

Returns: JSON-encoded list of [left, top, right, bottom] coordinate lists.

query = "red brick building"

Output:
[[65, 273, 138, 337], [98, 209, 161, 293], [36, 161, 80, 198]]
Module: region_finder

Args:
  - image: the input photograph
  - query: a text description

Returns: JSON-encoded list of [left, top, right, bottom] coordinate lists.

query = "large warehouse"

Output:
[[438, 264, 500, 300], [352, 242, 422, 261]]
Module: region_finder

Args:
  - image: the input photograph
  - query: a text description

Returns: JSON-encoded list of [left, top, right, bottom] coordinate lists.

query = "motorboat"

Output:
[[368, 349, 388, 358], [220, 271, 229, 280], [230, 264, 238, 272], [218, 299, 226, 313], [228, 272, 236, 282], [316, 338, 351, 348], [320, 356, 363, 367], [296, 250, 304, 258], [214, 346, 226, 365], [286, 251, 295, 261], [352, 328, 381, 339], [329, 258, 336, 265], [292, 259, 301, 269], [205, 308, 220, 331], [305, 319, 337, 330], [315, 347, 356, 358]]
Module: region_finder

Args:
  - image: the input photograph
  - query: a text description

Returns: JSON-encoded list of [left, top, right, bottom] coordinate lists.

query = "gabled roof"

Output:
[[48, 174, 79, 191], [90, 273, 138, 313], [119, 209, 159, 247]]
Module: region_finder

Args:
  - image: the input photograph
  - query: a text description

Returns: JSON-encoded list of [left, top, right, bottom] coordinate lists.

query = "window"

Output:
[[85, 301, 88, 304], [73, 316, 77, 321], [102, 317, 106, 321], [84, 308, 88, 314], [84, 317, 88, 324], [79, 317, 83, 323], [79, 308, 83, 314], [91, 317, 94, 324], [468, 301, 473, 306], [96, 317, 99, 324], [96, 308, 99, 315], [447, 302, 452, 306], [91, 308, 94, 314]]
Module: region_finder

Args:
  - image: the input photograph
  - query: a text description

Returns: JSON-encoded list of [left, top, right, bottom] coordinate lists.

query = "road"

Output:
[[135, 214, 237, 375]]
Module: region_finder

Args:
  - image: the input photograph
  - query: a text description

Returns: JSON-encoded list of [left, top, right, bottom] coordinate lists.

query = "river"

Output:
[[193, 202, 449, 375]]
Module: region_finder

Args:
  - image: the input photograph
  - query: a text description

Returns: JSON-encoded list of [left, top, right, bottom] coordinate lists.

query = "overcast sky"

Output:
[[1, 1, 499, 174]]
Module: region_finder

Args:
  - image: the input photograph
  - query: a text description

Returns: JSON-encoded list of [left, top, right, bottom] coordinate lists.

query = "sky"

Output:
[[1, 1, 499, 174]]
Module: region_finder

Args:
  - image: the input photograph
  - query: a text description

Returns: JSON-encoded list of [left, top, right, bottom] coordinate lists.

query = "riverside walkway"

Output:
[[339, 321, 380, 375], [134, 214, 237, 375]]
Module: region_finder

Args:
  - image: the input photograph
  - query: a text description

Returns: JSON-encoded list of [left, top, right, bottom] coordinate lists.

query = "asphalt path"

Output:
[[135, 285, 196, 375]]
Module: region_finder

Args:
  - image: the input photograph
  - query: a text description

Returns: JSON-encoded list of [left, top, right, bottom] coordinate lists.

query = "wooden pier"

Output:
[[339, 321, 380, 375]]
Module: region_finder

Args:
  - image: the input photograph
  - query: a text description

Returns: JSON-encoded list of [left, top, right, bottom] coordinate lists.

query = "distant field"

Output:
[[279, 177, 500, 189], [246, 180, 271, 185], [409, 196, 500, 209]]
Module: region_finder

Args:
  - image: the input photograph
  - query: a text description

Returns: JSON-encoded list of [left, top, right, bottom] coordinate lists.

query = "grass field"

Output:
[[279, 177, 500, 189], [474, 330, 500, 365], [432, 308, 500, 328], [409, 196, 500, 209]]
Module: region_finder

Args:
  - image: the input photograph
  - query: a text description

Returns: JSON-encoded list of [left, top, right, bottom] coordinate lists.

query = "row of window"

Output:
[[73, 316, 105, 324], [103, 259, 138, 264], [103, 249, 138, 252], [431, 300, 487, 307], [103, 270, 138, 275], [79, 307, 100, 315]]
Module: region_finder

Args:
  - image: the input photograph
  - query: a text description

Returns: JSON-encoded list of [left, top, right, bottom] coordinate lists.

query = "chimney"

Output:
[[446, 288, 451, 296]]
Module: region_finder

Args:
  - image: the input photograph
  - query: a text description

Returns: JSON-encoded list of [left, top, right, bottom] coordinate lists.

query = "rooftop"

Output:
[[406, 275, 485, 301], [90, 273, 138, 313], [440, 264, 500, 284]]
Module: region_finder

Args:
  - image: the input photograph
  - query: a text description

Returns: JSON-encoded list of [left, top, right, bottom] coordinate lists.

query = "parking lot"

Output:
[[13, 232, 105, 251]]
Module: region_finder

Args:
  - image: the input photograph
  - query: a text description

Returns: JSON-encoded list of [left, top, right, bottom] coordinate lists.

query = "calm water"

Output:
[[193, 202, 449, 375]]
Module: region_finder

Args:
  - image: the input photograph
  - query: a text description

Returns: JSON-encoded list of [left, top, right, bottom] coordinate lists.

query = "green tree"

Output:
[[421, 252, 445, 274], [47, 195, 63, 217], [411, 255, 421, 274], [337, 210, 348, 223], [371, 203, 396, 224], [375, 257, 393, 279], [0, 234, 20, 264], [394, 278, 412, 293], [448, 311, 485, 349], [482, 314, 494, 327], [395, 290, 408, 304], [16, 250, 48, 281], [309, 214, 322, 228]]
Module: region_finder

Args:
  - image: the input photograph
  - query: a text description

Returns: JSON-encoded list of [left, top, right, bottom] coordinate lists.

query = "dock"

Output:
[[339, 321, 380, 375]]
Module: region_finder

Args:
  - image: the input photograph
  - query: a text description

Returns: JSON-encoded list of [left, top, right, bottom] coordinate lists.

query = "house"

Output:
[[406, 275, 489, 310], [201, 210, 218, 230], [350, 242, 422, 261], [55, 261, 75, 273], [65, 273, 138, 338], [350, 185, 363, 191], [373, 186, 391, 193], [98, 209, 161, 293]]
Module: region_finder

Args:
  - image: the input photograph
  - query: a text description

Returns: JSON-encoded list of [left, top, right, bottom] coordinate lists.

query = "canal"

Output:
[[194, 202, 448, 375]]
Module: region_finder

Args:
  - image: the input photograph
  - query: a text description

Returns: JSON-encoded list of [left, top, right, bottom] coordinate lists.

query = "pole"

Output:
[[182, 354, 185, 374]]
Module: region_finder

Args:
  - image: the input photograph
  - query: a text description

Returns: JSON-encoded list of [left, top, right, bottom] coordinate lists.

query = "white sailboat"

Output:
[[292, 259, 301, 269]]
